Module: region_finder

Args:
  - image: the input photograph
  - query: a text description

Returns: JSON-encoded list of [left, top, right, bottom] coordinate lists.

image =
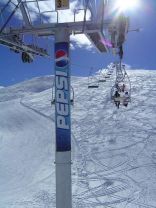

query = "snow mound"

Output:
[[0, 69, 156, 208], [0, 75, 54, 102]]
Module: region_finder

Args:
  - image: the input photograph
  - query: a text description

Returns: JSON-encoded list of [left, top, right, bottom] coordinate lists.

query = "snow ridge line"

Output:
[[20, 98, 54, 122]]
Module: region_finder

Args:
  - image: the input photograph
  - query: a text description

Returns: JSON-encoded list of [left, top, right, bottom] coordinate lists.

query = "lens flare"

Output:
[[115, 0, 139, 11], [100, 38, 112, 48]]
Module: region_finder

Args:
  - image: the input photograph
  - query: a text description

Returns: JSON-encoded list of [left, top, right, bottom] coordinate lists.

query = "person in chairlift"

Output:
[[123, 91, 129, 107], [114, 90, 120, 109]]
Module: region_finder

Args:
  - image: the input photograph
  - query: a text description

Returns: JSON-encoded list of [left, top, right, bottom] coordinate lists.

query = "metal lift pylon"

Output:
[[55, 28, 72, 208], [0, 1, 130, 207]]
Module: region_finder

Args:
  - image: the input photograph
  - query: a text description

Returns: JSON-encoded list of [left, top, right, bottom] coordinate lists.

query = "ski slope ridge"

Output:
[[0, 69, 156, 208]]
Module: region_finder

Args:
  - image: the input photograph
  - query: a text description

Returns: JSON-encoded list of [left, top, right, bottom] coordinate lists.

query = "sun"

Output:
[[115, 0, 139, 12]]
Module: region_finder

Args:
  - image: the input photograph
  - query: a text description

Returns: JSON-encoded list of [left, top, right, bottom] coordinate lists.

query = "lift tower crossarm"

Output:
[[8, 20, 110, 36]]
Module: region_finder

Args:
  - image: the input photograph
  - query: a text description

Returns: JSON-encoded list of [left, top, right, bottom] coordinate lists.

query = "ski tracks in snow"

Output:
[[71, 74, 156, 208], [1, 71, 156, 208]]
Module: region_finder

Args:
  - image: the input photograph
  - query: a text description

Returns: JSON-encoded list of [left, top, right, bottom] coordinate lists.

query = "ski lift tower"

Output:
[[0, 0, 129, 207]]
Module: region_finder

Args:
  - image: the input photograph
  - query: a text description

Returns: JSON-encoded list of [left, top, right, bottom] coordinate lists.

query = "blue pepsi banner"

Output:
[[55, 42, 71, 152]]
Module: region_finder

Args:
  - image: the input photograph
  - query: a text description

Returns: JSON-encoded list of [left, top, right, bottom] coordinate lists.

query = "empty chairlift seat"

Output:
[[88, 84, 99, 88], [98, 78, 106, 83], [88, 68, 99, 88], [88, 76, 99, 88], [105, 75, 110, 78]]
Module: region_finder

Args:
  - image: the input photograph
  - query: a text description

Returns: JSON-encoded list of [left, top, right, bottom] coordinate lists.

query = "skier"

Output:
[[114, 90, 120, 109], [118, 45, 123, 60], [121, 83, 126, 92], [123, 91, 129, 107], [115, 83, 121, 92]]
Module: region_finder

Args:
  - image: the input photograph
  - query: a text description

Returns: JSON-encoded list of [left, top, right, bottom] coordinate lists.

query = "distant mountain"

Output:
[[0, 69, 156, 208]]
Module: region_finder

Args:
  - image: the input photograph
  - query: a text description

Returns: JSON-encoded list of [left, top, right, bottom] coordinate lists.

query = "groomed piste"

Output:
[[0, 68, 156, 208]]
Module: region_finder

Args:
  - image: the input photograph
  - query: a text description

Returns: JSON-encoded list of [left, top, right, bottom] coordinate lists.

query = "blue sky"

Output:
[[0, 0, 155, 86]]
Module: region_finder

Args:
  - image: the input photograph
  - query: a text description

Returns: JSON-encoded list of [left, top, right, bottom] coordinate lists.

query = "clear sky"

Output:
[[0, 0, 155, 86]]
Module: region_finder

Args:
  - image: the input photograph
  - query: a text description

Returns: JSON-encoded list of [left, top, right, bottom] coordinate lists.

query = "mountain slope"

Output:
[[0, 70, 156, 208]]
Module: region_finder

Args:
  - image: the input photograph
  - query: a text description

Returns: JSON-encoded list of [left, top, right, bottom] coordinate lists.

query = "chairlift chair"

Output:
[[106, 68, 113, 76], [111, 84, 131, 108], [111, 62, 131, 107], [107, 72, 112, 76], [88, 81, 99, 88], [105, 75, 110, 79], [105, 68, 113, 78], [98, 69, 106, 83], [98, 78, 106, 83], [88, 67, 99, 88]]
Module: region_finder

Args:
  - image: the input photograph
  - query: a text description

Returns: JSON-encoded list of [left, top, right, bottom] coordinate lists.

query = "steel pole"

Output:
[[54, 27, 72, 208]]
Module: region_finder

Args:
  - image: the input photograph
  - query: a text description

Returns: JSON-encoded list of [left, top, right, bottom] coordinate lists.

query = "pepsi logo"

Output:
[[55, 49, 69, 67]]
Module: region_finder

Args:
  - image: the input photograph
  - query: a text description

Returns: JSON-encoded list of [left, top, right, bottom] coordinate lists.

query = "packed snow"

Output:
[[0, 68, 156, 208]]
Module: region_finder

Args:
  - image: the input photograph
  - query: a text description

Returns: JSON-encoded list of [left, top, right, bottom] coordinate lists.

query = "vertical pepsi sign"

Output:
[[55, 42, 71, 152]]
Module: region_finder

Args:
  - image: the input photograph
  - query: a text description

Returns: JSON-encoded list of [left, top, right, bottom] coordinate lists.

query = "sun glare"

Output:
[[115, 0, 139, 11]]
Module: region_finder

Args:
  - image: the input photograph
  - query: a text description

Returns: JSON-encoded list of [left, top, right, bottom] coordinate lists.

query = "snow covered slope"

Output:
[[0, 70, 156, 208]]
